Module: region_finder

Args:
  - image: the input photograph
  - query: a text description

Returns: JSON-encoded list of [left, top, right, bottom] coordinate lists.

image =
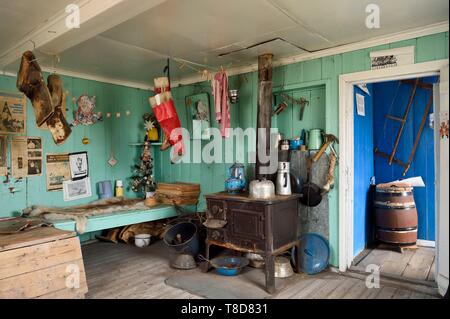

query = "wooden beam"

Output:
[[0, 0, 167, 69], [389, 78, 419, 165], [256, 53, 273, 180], [401, 79, 433, 90]]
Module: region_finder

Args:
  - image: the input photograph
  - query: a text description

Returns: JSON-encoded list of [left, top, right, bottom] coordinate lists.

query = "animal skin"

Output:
[[16, 51, 54, 127], [22, 197, 149, 234], [46, 74, 72, 145]]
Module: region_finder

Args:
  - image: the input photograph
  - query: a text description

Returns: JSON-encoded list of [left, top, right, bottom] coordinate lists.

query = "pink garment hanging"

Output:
[[211, 71, 230, 138]]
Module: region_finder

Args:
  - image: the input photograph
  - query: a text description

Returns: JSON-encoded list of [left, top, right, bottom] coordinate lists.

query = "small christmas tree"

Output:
[[130, 114, 157, 197]]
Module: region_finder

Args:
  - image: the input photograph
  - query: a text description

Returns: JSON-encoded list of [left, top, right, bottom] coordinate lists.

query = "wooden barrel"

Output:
[[374, 186, 417, 245]]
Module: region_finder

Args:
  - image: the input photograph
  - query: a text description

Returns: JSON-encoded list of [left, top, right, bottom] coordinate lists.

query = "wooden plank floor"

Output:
[[354, 246, 435, 282], [81, 241, 437, 299]]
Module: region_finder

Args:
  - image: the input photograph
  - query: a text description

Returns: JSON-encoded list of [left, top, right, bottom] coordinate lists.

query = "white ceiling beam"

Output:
[[0, 0, 167, 69]]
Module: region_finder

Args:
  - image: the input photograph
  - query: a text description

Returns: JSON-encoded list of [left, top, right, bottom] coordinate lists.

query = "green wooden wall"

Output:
[[153, 32, 449, 266], [0, 73, 152, 218], [0, 31, 447, 266]]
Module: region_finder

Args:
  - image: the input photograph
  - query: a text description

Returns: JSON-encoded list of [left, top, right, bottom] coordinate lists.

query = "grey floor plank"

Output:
[[326, 278, 358, 299], [402, 247, 435, 281], [376, 286, 398, 299], [82, 241, 435, 299]]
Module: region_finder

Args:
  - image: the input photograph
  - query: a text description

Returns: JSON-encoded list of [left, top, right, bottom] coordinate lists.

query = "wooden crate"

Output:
[[155, 182, 200, 205], [0, 227, 88, 299]]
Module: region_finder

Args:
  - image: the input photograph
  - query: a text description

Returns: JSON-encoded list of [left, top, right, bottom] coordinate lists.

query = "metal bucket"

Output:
[[374, 186, 418, 245], [163, 222, 200, 256]]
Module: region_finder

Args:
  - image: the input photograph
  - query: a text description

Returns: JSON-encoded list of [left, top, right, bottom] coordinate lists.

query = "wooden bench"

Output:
[[51, 204, 181, 235]]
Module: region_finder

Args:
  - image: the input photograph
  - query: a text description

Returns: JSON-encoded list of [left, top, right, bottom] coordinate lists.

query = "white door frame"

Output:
[[338, 59, 449, 273]]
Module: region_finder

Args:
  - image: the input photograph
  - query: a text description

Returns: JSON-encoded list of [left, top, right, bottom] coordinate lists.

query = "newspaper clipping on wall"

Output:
[[0, 135, 7, 175], [63, 177, 92, 201], [46, 153, 70, 191], [11, 136, 43, 178], [0, 92, 26, 134]]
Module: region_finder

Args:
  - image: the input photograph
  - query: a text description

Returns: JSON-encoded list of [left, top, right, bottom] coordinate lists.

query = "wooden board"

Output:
[[0, 259, 87, 298], [0, 237, 81, 280], [402, 247, 435, 281], [0, 227, 75, 252]]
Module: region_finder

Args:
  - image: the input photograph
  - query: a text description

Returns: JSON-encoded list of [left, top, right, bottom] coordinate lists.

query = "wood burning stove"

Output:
[[202, 192, 301, 293]]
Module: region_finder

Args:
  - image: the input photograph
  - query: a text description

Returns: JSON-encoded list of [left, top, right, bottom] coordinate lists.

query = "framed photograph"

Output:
[[69, 151, 89, 180], [0, 91, 26, 134], [63, 177, 92, 201], [185, 93, 211, 140]]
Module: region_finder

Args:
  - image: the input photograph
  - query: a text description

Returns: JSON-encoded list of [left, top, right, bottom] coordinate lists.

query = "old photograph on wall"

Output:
[[11, 136, 43, 178], [26, 137, 42, 176], [63, 177, 92, 201], [0, 92, 26, 134], [69, 151, 88, 180], [0, 135, 7, 175], [46, 153, 70, 191]]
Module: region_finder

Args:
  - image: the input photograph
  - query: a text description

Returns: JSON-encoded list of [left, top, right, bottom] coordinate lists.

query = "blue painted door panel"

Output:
[[373, 77, 436, 241], [353, 84, 374, 256]]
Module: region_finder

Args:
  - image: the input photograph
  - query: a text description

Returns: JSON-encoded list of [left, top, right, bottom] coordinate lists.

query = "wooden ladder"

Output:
[[374, 78, 433, 176]]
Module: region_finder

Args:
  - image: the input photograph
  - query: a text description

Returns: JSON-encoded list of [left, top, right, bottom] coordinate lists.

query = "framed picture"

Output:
[[69, 151, 89, 180], [185, 93, 211, 140], [63, 177, 92, 201], [0, 91, 26, 134]]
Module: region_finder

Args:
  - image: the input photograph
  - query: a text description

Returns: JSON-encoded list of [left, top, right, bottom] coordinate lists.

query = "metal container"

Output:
[[225, 162, 246, 193], [229, 89, 239, 103], [163, 222, 200, 256], [249, 179, 275, 199], [171, 253, 197, 270], [210, 256, 249, 276], [134, 234, 151, 248], [245, 253, 265, 268], [276, 162, 291, 195], [289, 138, 301, 150], [280, 139, 290, 151], [274, 256, 294, 278], [308, 129, 323, 150], [374, 186, 418, 245]]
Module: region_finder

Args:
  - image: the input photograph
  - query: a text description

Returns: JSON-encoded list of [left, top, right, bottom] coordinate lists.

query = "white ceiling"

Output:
[[0, 0, 74, 50], [0, 0, 448, 87]]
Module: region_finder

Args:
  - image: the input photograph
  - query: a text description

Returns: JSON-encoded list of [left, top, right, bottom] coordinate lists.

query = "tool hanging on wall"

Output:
[[312, 133, 339, 163], [374, 78, 433, 176], [280, 93, 309, 120]]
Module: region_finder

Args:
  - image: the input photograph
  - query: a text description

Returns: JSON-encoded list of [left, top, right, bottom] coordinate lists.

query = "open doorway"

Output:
[[351, 75, 438, 284], [339, 60, 449, 296]]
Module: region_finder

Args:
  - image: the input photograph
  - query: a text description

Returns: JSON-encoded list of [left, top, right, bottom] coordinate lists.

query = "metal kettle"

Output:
[[276, 162, 291, 195]]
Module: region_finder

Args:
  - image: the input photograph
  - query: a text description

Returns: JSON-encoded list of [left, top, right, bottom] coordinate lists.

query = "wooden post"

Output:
[[256, 53, 273, 180]]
